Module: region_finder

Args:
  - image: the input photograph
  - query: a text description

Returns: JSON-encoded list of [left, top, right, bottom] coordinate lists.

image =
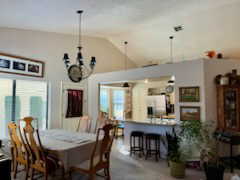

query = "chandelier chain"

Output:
[[79, 11, 82, 49]]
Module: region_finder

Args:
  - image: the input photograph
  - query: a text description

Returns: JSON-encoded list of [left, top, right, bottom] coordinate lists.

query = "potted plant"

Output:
[[200, 121, 225, 180], [166, 120, 202, 178], [166, 131, 186, 178]]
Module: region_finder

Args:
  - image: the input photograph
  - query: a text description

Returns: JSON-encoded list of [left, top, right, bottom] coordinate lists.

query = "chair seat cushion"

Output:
[[131, 131, 144, 137], [145, 133, 161, 139]]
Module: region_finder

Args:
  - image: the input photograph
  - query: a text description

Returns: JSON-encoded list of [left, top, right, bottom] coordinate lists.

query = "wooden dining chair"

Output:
[[8, 122, 30, 180], [76, 115, 91, 133], [22, 117, 61, 180], [70, 124, 117, 180], [95, 112, 110, 133]]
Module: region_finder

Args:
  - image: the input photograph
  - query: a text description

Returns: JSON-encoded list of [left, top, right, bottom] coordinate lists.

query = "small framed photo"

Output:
[[0, 59, 10, 69], [28, 64, 40, 73], [179, 86, 200, 102], [0, 53, 44, 78], [13, 61, 26, 71], [180, 106, 200, 121]]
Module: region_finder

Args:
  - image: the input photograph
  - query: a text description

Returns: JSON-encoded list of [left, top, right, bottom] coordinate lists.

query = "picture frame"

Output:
[[179, 86, 200, 102], [180, 106, 200, 121], [0, 53, 44, 78]]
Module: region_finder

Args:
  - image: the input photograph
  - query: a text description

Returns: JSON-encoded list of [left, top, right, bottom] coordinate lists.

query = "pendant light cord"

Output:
[[78, 10, 83, 49], [169, 36, 174, 63], [124, 41, 128, 71]]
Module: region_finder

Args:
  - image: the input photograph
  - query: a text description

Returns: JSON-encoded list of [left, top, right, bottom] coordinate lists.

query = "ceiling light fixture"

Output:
[[169, 36, 174, 64], [123, 41, 129, 88], [168, 80, 175, 84], [62, 10, 96, 83], [174, 25, 184, 32]]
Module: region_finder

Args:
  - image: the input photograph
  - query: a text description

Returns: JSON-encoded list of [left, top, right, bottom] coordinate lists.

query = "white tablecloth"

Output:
[[39, 129, 97, 171]]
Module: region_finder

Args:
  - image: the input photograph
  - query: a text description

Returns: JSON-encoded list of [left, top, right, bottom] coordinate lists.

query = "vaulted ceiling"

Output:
[[0, 0, 240, 66]]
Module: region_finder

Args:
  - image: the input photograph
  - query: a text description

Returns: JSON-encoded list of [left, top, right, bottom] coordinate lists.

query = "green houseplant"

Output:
[[200, 121, 225, 180], [166, 120, 202, 178]]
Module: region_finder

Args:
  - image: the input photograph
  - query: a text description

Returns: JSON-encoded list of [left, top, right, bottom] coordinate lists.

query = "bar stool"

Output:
[[130, 131, 144, 157], [145, 133, 161, 161]]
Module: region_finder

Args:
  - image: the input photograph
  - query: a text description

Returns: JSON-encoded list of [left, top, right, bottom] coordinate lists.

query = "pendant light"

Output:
[[62, 10, 96, 83], [123, 41, 129, 88]]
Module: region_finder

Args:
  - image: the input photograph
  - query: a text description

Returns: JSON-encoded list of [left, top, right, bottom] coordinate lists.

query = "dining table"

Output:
[[39, 129, 99, 172]]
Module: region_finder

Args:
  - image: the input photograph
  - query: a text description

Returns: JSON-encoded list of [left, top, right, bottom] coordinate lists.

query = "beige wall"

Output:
[[0, 27, 136, 129]]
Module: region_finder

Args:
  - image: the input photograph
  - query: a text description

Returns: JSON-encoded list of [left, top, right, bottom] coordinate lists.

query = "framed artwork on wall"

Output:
[[179, 86, 200, 102], [180, 106, 200, 121], [0, 53, 44, 78], [66, 89, 83, 118]]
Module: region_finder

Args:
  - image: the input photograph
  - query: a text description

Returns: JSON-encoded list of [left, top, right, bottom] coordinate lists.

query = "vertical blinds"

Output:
[[0, 78, 48, 138]]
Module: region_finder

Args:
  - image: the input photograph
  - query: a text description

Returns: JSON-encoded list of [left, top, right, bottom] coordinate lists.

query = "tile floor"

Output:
[[13, 138, 239, 180]]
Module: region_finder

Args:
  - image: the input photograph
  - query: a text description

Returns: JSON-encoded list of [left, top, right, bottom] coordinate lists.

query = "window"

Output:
[[16, 80, 48, 130], [112, 90, 125, 120], [100, 88, 109, 113], [100, 87, 125, 120], [0, 79, 13, 139], [0, 78, 48, 138]]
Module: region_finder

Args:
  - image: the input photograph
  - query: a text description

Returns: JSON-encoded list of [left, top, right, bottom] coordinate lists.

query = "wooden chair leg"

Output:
[[107, 168, 111, 180], [10, 147, 14, 172], [30, 168, 34, 180], [25, 164, 29, 180], [13, 162, 18, 178], [104, 168, 107, 177], [44, 172, 48, 180], [69, 170, 73, 180], [61, 166, 65, 179]]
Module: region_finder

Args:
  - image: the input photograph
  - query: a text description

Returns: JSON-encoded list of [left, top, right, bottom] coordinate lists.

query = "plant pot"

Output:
[[204, 163, 225, 180], [169, 161, 186, 178]]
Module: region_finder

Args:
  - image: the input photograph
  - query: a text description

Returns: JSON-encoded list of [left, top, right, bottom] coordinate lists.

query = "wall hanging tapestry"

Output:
[[66, 89, 83, 118]]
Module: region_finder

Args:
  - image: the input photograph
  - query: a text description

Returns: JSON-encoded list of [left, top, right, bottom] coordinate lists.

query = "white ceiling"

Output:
[[0, 0, 240, 66]]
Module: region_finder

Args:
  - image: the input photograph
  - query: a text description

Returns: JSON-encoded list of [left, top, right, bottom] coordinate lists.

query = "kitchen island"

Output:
[[124, 119, 178, 158]]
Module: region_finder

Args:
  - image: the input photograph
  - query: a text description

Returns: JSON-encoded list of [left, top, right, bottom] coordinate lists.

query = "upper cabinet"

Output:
[[217, 85, 240, 132]]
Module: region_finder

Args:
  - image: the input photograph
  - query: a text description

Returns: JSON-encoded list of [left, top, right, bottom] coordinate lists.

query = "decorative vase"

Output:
[[169, 161, 186, 178]]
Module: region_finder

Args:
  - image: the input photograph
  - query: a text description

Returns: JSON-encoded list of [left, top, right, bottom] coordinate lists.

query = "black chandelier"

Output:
[[63, 10, 96, 83]]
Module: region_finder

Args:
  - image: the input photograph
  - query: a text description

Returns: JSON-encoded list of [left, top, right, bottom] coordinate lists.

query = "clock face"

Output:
[[68, 65, 83, 83], [166, 85, 174, 93]]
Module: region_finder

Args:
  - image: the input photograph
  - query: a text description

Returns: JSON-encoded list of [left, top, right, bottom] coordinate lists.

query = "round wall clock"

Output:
[[166, 85, 174, 93], [68, 65, 83, 83]]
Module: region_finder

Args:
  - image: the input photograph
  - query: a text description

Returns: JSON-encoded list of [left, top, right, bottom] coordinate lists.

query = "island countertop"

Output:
[[125, 119, 178, 126], [124, 119, 178, 158]]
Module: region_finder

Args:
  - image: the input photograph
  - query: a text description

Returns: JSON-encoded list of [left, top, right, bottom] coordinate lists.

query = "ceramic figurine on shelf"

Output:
[[217, 53, 223, 59], [205, 51, 216, 59]]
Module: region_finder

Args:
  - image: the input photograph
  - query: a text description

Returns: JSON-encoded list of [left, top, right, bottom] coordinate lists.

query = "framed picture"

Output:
[[0, 53, 44, 78], [179, 86, 200, 102], [180, 106, 200, 121]]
